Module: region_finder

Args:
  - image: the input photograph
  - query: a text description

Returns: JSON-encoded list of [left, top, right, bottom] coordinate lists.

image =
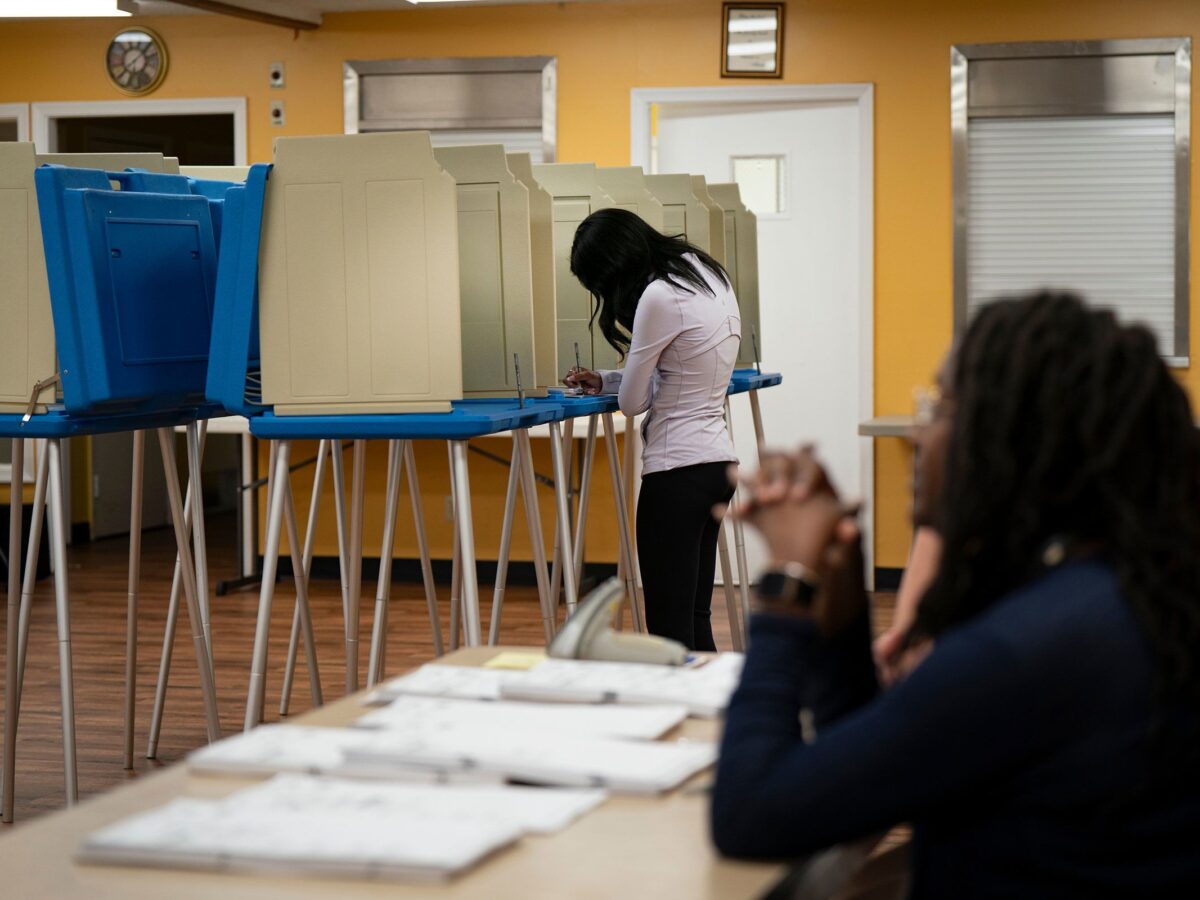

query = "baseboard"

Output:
[[273, 556, 619, 593], [874, 567, 904, 591]]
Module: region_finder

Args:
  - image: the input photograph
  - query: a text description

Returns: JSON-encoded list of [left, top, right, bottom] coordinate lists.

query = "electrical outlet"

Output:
[[268, 61, 285, 88], [443, 496, 454, 522], [269, 100, 286, 127]]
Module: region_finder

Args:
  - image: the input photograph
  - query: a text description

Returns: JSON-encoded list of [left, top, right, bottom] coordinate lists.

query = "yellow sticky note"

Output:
[[484, 651, 547, 671]]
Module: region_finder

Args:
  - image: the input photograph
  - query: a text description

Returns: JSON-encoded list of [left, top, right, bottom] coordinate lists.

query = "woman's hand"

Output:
[[733, 447, 868, 635], [733, 447, 848, 572], [563, 367, 603, 395]]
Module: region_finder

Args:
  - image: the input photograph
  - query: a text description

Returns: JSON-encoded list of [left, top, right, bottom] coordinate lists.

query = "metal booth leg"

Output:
[[602, 413, 642, 632], [281, 439, 332, 716], [488, 437, 522, 646], [548, 422, 579, 617], [146, 425, 209, 759], [367, 440, 402, 688], [571, 416, 598, 597], [244, 439, 289, 731], [403, 441, 443, 656], [717, 521, 745, 651], [45, 439, 79, 803], [123, 431, 145, 771], [448, 441, 482, 647], [724, 399, 754, 629], [157, 429, 221, 744], [515, 430, 555, 644], [2, 438, 25, 822], [344, 440, 366, 694]]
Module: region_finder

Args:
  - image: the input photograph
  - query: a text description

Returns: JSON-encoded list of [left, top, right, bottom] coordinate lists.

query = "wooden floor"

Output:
[[1, 512, 896, 827]]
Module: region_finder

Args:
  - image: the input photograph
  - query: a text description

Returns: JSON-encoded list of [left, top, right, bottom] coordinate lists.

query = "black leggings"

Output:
[[636, 461, 736, 651]]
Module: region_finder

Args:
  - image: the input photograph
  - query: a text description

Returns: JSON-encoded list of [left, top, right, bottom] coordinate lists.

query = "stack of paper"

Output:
[[189, 698, 691, 780], [79, 775, 606, 881], [366, 665, 516, 703], [499, 655, 745, 718], [188, 724, 495, 782], [342, 727, 717, 794], [356, 695, 689, 739], [371, 654, 745, 718]]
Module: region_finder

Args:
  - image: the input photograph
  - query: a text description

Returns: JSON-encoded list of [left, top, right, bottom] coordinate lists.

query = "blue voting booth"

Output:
[[2, 163, 235, 820]]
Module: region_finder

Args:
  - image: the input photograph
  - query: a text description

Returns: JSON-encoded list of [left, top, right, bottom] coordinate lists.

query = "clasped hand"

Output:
[[730, 447, 867, 636]]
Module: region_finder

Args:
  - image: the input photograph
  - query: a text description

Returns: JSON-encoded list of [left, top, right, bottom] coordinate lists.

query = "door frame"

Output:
[[0, 103, 30, 141], [31, 96, 248, 164], [630, 84, 876, 584]]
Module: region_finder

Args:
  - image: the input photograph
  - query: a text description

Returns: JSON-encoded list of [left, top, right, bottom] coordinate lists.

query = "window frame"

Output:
[[951, 38, 1191, 364]]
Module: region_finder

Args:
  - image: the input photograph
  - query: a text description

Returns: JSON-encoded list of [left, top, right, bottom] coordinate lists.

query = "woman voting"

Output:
[[563, 209, 741, 650]]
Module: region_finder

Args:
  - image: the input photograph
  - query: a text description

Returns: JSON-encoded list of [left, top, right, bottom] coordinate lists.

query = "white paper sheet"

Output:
[[79, 775, 608, 881], [355, 695, 689, 740], [367, 665, 518, 703], [343, 727, 717, 794], [371, 654, 744, 719], [499, 654, 745, 718]]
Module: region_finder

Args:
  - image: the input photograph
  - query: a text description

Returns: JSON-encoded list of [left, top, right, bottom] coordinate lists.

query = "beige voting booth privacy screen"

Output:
[[36, 152, 172, 174], [507, 151, 558, 389], [645, 174, 711, 253], [434, 144, 538, 398], [591, 165, 669, 370], [708, 182, 761, 367], [0, 143, 55, 413], [0, 148, 177, 413], [690, 175, 727, 267], [259, 132, 462, 415], [596, 166, 665, 233], [531, 162, 613, 372], [180, 165, 250, 181]]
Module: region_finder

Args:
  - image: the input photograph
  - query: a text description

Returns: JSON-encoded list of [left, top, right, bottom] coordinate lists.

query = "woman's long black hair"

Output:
[[570, 208, 729, 358], [915, 292, 1200, 731]]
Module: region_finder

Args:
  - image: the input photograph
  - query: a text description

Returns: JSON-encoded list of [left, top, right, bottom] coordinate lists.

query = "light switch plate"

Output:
[[269, 61, 285, 88], [269, 100, 285, 127]]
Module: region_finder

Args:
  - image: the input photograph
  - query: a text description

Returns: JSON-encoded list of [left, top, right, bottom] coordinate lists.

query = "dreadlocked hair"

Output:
[[914, 292, 1200, 738], [570, 208, 729, 359]]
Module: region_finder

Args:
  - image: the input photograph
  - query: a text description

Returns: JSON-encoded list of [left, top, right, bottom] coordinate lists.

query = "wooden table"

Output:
[[0, 647, 788, 900]]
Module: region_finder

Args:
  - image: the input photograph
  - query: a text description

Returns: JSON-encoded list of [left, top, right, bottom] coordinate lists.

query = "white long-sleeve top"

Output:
[[597, 255, 741, 475]]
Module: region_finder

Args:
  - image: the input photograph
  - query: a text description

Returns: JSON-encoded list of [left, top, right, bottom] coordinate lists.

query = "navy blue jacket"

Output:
[[712, 560, 1200, 897]]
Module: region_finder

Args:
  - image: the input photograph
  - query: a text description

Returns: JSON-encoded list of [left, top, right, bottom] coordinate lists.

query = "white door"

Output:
[[640, 90, 873, 581]]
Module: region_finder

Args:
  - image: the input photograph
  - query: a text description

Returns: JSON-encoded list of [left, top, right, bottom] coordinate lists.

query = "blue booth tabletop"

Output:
[[248, 400, 563, 441], [0, 406, 202, 438], [728, 370, 783, 394]]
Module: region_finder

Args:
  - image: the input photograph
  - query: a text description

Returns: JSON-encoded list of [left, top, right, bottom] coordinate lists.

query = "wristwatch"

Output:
[[757, 562, 820, 608]]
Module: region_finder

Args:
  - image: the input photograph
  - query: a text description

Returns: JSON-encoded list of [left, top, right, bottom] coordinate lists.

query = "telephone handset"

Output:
[[550, 577, 688, 666]]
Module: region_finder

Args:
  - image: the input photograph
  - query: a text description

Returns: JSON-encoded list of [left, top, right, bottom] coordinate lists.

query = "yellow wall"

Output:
[[2, 0, 1197, 565]]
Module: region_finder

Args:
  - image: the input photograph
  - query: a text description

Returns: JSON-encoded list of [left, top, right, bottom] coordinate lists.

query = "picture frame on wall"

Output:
[[721, 2, 785, 78]]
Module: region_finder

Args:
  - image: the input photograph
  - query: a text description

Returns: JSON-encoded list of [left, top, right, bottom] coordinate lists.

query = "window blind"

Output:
[[967, 114, 1177, 355]]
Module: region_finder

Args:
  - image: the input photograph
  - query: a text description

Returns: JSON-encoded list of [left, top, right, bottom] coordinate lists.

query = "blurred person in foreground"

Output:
[[712, 292, 1200, 898]]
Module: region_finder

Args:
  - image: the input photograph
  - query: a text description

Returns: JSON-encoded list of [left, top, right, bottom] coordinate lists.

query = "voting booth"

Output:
[[690, 175, 728, 267], [0, 148, 180, 414], [257, 133, 462, 415], [645, 173, 712, 254], [708, 183, 761, 367], [433, 144, 538, 398], [595, 166, 666, 233], [530, 162, 613, 371], [507, 152, 558, 390]]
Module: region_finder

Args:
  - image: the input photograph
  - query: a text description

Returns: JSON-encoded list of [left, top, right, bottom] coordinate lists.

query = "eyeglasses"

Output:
[[913, 385, 943, 429]]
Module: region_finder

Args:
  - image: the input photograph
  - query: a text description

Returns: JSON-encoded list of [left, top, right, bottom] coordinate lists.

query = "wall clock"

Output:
[[106, 28, 169, 96]]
